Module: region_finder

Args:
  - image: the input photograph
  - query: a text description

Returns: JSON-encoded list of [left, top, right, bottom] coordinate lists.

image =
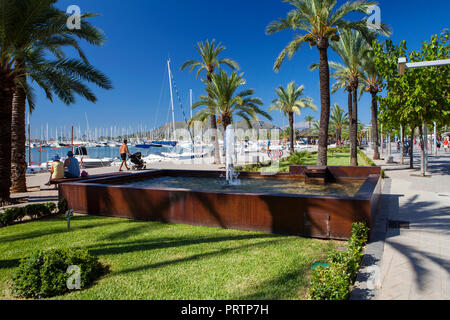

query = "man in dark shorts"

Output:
[[119, 140, 131, 171]]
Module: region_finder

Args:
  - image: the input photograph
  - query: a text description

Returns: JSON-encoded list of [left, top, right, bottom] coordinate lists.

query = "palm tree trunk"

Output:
[[317, 40, 331, 166], [371, 92, 380, 160], [289, 112, 294, 154], [206, 73, 221, 165], [350, 86, 358, 166], [0, 87, 13, 204], [347, 89, 353, 149], [11, 86, 27, 193]]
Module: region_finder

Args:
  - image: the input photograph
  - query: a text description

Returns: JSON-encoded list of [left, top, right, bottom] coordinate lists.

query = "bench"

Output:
[[49, 172, 128, 189]]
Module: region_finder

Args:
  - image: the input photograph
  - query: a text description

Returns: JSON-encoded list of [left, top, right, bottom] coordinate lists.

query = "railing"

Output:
[[30, 144, 83, 167]]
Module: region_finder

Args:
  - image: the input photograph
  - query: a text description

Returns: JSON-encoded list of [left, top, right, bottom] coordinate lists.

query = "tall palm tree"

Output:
[[0, 0, 112, 203], [9, 0, 111, 193], [190, 71, 271, 154], [269, 82, 317, 153], [266, 0, 389, 166], [181, 39, 239, 165], [304, 115, 315, 129], [330, 104, 349, 144], [329, 29, 374, 166], [361, 51, 383, 160], [304, 115, 315, 144]]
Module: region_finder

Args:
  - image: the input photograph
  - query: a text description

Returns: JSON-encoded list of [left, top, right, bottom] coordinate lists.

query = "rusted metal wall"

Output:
[[59, 167, 381, 240]]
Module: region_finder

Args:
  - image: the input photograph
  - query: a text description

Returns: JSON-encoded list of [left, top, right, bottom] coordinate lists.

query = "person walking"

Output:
[[120, 140, 132, 171], [444, 137, 449, 153]]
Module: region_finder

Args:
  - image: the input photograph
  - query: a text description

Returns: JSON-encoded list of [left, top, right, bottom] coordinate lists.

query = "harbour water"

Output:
[[27, 146, 175, 164]]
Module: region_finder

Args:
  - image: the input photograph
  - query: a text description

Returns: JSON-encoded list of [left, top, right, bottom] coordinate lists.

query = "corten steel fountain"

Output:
[[59, 127, 381, 240]]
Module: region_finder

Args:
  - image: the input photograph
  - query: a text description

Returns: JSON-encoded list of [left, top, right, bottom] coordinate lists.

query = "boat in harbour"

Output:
[[74, 146, 114, 168]]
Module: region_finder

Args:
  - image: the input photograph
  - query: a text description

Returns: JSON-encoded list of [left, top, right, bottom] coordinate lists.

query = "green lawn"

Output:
[[244, 150, 369, 174], [278, 151, 367, 171], [0, 216, 340, 300]]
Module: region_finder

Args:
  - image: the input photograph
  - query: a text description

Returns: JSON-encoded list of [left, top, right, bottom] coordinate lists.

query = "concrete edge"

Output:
[[350, 177, 392, 300]]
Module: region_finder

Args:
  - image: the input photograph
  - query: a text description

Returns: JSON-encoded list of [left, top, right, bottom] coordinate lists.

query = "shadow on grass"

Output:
[[87, 233, 283, 258], [0, 217, 126, 243], [234, 267, 310, 300], [99, 222, 170, 241], [0, 258, 21, 270], [112, 237, 292, 276]]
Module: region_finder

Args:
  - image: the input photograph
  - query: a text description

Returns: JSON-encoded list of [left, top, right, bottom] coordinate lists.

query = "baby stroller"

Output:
[[129, 152, 146, 170]]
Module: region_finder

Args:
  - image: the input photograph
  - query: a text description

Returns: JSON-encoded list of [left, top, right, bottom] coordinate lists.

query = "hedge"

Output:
[[308, 222, 370, 300], [0, 200, 66, 227]]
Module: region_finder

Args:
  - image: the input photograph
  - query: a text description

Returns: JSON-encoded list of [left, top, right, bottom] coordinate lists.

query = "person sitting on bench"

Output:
[[64, 151, 81, 178], [45, 155, 64, 186]]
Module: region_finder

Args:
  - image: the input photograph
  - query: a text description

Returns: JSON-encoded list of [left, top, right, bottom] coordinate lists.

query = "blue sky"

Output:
[[30, 0, 450, 138]]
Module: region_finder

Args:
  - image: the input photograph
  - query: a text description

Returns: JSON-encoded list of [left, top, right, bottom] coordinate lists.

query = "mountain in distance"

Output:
[[147, 120, 281, 138]]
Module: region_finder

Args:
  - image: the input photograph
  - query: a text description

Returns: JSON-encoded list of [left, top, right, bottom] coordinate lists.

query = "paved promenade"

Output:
[[11, 161, 224, 205], [357, 147, 450, 300]]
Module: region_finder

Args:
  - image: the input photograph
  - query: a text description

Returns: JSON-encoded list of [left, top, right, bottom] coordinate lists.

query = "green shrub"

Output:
[[0, 210, 15, 227], [58, 198, 68, 215], [329, 147, 350, 154], [348, 222, 370, 250], [286, 151, 309, 165], [25, 204, 51, 219], [308, 222, 370, 300], [308, 264, 352, 300], [12, 248, 107, 298], [45, 202, 57, 215], [0, 207, 27, 226], [357, 149, 377, 167]]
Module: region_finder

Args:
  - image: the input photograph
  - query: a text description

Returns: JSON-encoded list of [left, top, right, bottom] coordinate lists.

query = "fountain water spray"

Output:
[[225, 125, 239, 185]]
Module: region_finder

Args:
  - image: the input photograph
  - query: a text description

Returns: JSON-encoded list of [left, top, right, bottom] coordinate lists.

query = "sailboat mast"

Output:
[[190, 89, 193, 120], [167, 59, 176, 140]]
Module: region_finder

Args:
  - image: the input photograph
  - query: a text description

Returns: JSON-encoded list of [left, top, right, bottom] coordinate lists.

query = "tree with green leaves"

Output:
[[330, 104, 349, 144], [0, 0, 112, 203], [266, 0, 389, 166], [190, 70, 271, 155], [181, 40, 239, 165], [269, 82, 317, 153], [374, 30, 450, 176]]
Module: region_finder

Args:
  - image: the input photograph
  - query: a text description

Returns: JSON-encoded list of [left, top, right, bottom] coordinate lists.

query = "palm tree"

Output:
[[181, 39, 239, 165], [330, 104, 349, 144], [266, 0, 389, 166], [304, 115, 315, 144], [9, 1, 111, 194], [305, 115, 315, 129], [190, 71, 271, 154], [0, 0, 112, 202], [361, 51, 383, 160], [329, 30, 374, 165], [269, 82, 317, 153]]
